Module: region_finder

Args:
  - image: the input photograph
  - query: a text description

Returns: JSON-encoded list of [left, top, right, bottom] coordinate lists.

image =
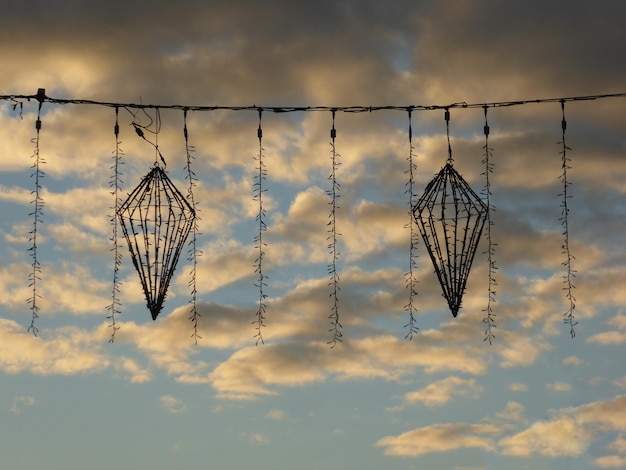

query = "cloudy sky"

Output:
[[1, 1, 626, 469]]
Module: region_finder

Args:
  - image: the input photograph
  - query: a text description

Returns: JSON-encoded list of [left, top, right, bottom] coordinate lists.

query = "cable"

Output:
[[3, 90, 625, 114]]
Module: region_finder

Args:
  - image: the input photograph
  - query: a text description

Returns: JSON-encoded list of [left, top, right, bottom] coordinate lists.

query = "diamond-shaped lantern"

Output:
[[413, 163, 488, 317], [118, 165, 196, 320]]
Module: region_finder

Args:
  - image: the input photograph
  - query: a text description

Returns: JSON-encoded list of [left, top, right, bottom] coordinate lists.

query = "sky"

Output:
[[1, 1, 626, 469]]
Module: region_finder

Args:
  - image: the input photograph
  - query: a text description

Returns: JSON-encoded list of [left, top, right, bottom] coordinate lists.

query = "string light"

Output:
[[26, 89, 46, 336], [327, 110, 342, 347], [559, 100, 577, 338], [404, 109, 419, 339], [481, 106, 497, 344], [253, 109, 268, 345], [183, 109, 202, 344], [5, 89, 622, 340], [107, 106, 124, 342]]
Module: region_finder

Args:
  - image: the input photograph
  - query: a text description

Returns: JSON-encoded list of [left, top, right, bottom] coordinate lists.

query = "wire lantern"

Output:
[[118, 164, 196, 320], [413, 110, 488, 317], [414, 163, 487, 316]]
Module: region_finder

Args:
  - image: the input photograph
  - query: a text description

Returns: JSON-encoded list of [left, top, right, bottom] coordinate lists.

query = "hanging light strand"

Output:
[[252, 109, 268, 345], [184, 109, 202, 344], [27, 90, 46, 336], [481, 106, 497, 344], [107, 106, 124, 342], [404, 110, 419, 339], [559, 100, 577, 338], [327, 110, 342, 347]]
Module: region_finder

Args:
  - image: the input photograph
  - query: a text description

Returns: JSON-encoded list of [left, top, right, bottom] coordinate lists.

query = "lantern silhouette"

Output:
[[413, 162, 487, 317], [118, 164, 196, 320]]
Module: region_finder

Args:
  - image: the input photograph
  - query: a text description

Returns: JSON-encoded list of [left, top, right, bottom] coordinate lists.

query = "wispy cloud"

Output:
[[377, 423, 501, 457], [240, 432, 269, 445], [160, 395, 186, 413], [10, 395, 36, 414], [0, 319, 109, 375], [265, 409, 286, 421], [402, 376, 483, 407], [499, 395, 626, 458], [546, 382, 572, 392]]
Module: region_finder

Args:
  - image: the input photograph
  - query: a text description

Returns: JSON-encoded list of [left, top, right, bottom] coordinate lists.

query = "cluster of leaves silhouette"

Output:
[[327, 112, 342, 347], [558, 101, 577, 338], [403, 111, 420, 339], [107, 107, 124, 343], [27, 101, 45, 336], [183, 110, 203, 345], [253, 112, 268, 345]]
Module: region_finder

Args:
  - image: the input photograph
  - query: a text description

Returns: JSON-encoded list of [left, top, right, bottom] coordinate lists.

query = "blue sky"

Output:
[[1, 1, 626, 469]]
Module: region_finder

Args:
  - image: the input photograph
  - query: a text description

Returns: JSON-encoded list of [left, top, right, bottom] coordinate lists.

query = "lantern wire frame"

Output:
[[413, 110, 488, 317], [117, 164, 196, 320]]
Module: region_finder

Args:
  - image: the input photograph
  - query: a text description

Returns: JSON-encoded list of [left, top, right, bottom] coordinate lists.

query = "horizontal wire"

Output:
[[2, 91, 626, 113]]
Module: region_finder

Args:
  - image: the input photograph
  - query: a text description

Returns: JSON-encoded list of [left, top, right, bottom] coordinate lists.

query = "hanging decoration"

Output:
[[117, 109, 196, 320], [27, 88, 47, 336], [3, 89, 620, 340], [404, 109, 420, 339], [253, 109, 268, 345], [183, 109, 202, 344], [327, 110, 342, 346], [413, 108, 488, 317], [107, 106, 124, 342], [481, 106, 497, 343], [559, 100, 577, 338]]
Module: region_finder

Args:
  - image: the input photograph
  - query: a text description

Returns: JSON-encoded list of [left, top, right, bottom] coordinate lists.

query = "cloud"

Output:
[[609, 313, 626, 330], [587, 312, 626, 345], [509, 383, 528, 392], [115, 357, 153, 384], [0, 261, 112, 316], [10, 395, 36, 414], [495, 402, 526, 425], [499, 417, 591, 457], [499, 395, 626, 458], [562, 355, 582, 366], [376, 423, 501, 457], [160, 395, 186, 413], [206, 332, 491, 400], [403, 376, 483, 407], [587, 332, 626, 345], [0, 319, 109, 376], [607, 436, 626, 454], [614, 377, 626, 390], [498, 332, 552, 368], [594, 456, 626, 469], [240, 432, 269, 445], [546, 382, 572, 392], [265, 409, 286, 421]]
